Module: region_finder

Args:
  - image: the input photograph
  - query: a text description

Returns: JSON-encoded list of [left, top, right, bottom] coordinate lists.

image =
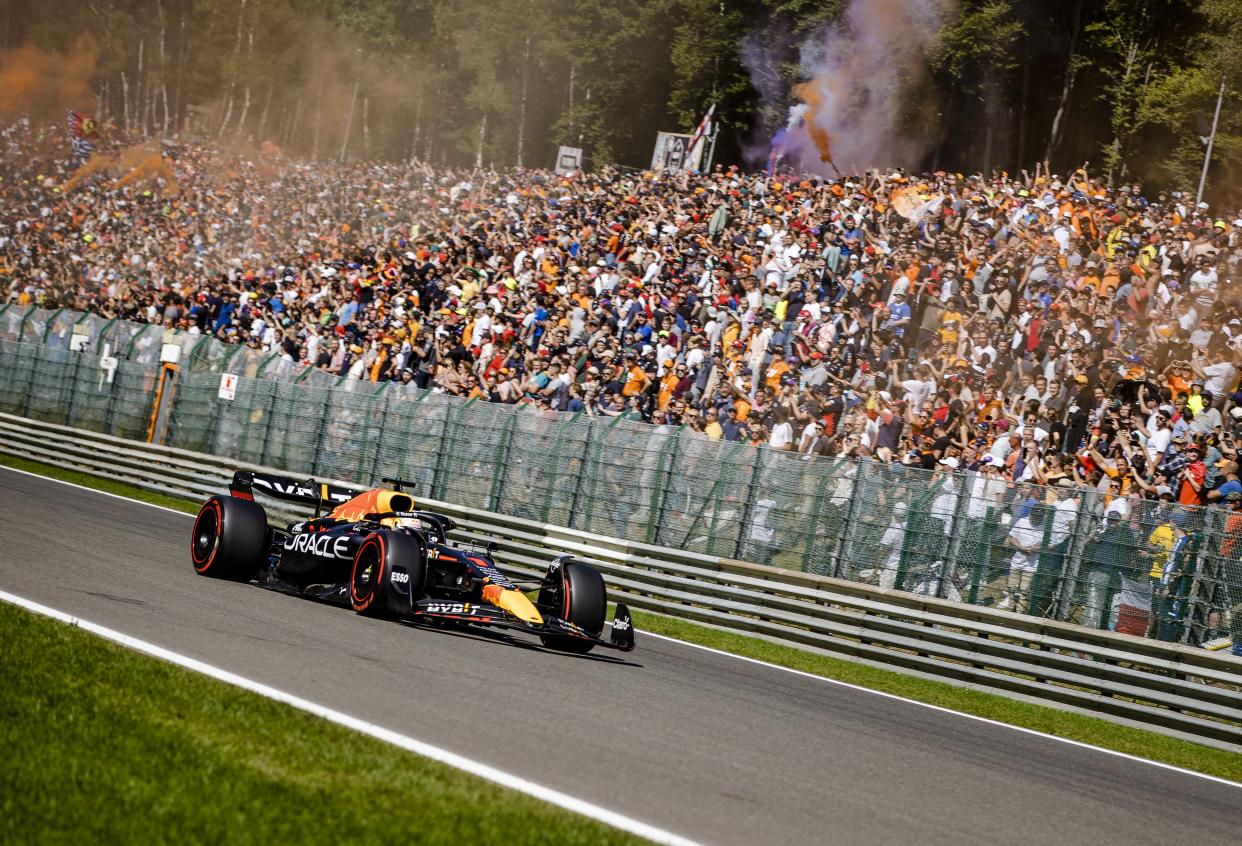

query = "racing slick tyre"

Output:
[[538, 560, 607, 654], [191, 496, 268, 581], [351, 530, 425, 618]]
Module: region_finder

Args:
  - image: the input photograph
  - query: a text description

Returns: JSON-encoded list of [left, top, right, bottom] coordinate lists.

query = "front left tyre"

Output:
[[350, 530, 425, 618], [191, 496, 268, 581], [537, 559, 607, 654]]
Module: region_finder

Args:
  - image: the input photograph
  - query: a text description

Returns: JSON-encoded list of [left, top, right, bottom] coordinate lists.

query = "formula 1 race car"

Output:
[[190, 471, 635, 654]]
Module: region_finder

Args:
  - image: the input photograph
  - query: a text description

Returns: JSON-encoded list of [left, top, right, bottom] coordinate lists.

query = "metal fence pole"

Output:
[[1055, 489, 1097, 622], [936, 470, 973, 600], [800, 455, 835, 577], [895, 476, 944, 592], [309, 384, 338, 478], [577, 415, 623, 532], [541, 411, 583, 524], [21, 345, 43, 418], [735, 448, 766, 561], [63, 347, 85, 427], [488, 406, 520, 512], [257, 383, 280, 468], [833, 459, 865, 579], [434, 397, 476, 501], [649, 426, 684, 546], [367, 388, 393, 487]]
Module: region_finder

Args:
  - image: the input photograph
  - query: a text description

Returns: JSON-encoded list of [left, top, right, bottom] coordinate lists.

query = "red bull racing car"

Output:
[[190, 471, 635, 654]]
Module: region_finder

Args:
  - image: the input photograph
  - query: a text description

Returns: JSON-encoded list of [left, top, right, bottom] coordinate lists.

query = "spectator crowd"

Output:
[[3, 119, 1242, 646]]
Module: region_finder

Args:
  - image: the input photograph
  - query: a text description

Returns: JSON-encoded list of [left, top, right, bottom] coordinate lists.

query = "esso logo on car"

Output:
[[390, 571, 410, 584], [283, 533, 351, 559]]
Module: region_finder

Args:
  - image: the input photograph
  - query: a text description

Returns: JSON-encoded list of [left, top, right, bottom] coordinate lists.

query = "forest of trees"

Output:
[[2, 0, 1241, 200]]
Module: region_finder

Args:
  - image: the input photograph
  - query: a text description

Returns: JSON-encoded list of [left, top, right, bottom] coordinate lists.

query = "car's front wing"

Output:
[[411, 598, 636, 651]]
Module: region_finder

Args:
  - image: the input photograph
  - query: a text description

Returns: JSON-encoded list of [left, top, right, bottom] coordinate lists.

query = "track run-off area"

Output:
[[1, 466, 1239, 845]]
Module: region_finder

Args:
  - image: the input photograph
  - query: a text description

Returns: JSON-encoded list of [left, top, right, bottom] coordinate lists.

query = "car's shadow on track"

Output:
[[399, 620, 643, 667]]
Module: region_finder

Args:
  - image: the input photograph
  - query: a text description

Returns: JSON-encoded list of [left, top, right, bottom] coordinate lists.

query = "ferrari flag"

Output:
[[66, 110, 99, 158]]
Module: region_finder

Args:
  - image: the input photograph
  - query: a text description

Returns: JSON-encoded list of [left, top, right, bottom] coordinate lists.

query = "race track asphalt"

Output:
[[2, 466, 1240, 845]]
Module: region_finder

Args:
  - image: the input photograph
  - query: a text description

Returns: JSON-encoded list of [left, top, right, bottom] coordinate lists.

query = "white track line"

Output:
[[4, 463, 1241, 791], [0, 588, 702, 846], [636, 631, 1242, 789]]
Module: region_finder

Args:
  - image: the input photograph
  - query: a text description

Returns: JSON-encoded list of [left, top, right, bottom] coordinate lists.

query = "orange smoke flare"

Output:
[[792, 82, 835, 166], [0, 34, 100, 120]]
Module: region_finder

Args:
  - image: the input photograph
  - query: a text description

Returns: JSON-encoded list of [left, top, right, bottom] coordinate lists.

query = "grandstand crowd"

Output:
[[4, 119, 1242, 515]]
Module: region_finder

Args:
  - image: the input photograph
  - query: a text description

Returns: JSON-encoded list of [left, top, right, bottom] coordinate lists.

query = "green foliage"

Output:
[[668, 0, 752, 129], [1130, 0, 1242, 194], [937, 0, 1023, 92]]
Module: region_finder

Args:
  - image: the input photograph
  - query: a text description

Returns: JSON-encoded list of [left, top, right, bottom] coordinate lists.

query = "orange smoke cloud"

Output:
[[62, 141, 180, 196], [793, 82, 834, 165], [0, 34, 100, 120], [112, 141, 180, 194]]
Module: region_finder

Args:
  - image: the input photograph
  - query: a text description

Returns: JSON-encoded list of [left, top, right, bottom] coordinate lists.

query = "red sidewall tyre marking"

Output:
[[351, 535, 385, 612], [192, 500, 222, 574]]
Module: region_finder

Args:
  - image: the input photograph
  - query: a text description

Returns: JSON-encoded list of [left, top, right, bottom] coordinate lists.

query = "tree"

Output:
[[1132, 0, 1242, 197], [1085, 0, 1199, 186], [934, 0, 1024, 174]]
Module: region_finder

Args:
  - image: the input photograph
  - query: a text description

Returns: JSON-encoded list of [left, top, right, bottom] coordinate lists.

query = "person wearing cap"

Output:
[[1080, 508, 1135, 630], [928, 455, 961, 544], [1176, 441, 1207, 505], [1152, 510, 1194, 642]]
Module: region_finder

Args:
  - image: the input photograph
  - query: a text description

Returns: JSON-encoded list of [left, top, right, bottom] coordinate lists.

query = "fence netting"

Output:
[[2, 331, 1241, 654]]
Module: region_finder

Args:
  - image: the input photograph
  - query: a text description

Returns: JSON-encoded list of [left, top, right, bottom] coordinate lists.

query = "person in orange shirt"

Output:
[[622, 355, 650, 397], [657, 364, 683, 410], [1164, 361, 1192, 402], [765, 356, 791, 391]]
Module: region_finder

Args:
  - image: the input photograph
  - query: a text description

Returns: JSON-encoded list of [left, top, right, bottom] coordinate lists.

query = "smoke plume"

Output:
[[755, 0, 954, 176], [0, 35, 100, 120]]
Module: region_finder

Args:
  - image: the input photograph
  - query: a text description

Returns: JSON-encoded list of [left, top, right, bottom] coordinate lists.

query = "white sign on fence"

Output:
[[218, 372, 238, 401]]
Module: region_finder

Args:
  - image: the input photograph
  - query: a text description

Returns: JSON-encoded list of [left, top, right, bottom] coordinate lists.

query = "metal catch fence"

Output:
[[1, 319, 1240, 656]]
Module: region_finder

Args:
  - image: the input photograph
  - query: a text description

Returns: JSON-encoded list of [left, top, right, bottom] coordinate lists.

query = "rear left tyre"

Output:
[[191, 496, 268, 581]]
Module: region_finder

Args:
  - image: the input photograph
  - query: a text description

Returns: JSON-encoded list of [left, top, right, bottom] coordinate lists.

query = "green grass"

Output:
[[0, 602, 646, 846], [3, 452, 1240, 784]]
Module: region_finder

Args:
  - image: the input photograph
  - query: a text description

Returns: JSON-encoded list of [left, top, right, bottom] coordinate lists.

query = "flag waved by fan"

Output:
[[66, 110, 100, 159]]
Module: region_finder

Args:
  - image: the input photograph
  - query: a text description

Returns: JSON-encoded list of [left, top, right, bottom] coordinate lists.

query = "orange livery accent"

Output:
[[329, 489, 413, 523]]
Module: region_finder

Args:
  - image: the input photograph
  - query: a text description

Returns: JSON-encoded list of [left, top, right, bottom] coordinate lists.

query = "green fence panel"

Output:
[[66, 349, 118, 433], [375, 388, 454, 494], [432, 398, 514, 510], [25, 345, 76, 425], [0, 340, 37, 414], [496, 408, 586, 524], [166, 371, 221, 454], [104, 360, 158, 441]]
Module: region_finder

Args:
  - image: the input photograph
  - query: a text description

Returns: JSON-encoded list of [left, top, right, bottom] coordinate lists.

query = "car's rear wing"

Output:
[[229, 471, 366, 517]]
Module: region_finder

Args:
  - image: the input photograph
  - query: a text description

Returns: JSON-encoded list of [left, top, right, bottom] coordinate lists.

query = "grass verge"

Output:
[[0, 602, 646, 846], [3, 452, 1239, 783]]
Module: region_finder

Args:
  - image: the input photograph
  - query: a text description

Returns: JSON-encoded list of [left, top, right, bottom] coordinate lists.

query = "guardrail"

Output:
[[3, 411, 1241, 748]]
